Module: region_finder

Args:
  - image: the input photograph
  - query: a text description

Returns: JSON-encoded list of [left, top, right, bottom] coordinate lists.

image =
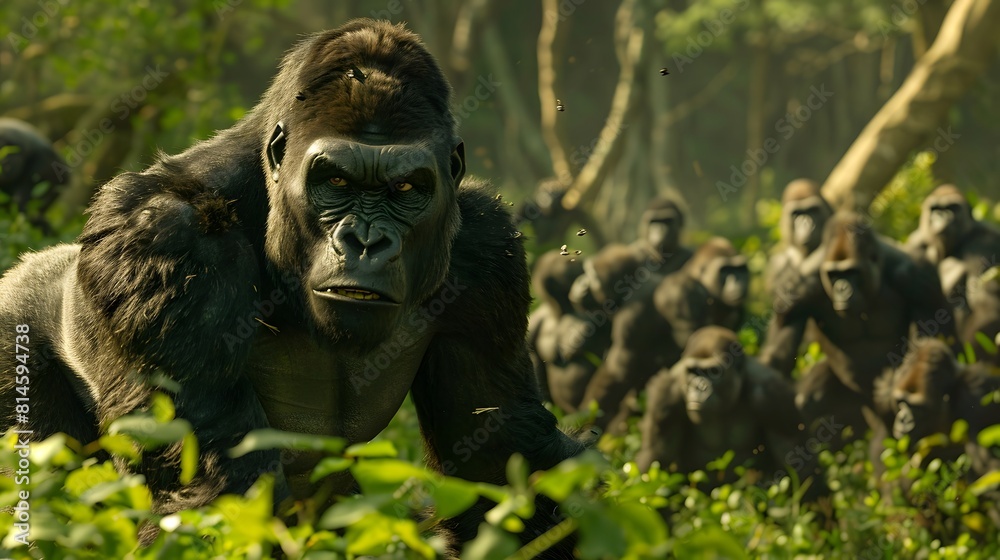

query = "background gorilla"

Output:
[[905, 185, 1000, 365], [0, 20, 582, 553], [871, 338, 1000, 475], [528, 249, 602, 411], [580, 237, 749, 432], [516, 177, 607, 247], [0, 117, 71, 232], [766, 179, 832, 296], [761, 212, 956, 448], [636, 327, 809, 487], [869, 338, 1000, 522], [630, 196, 692, 276]]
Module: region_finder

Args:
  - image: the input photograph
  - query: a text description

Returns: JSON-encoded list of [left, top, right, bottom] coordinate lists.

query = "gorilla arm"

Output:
[[411, 183, 585, 544], [73, 170, 281, 513], [578, 293, 668, 432], [758, 271, 820, 376], [884, 242, 958, 346], [745, 361, 813, 481], [635, 366, 684, 472]]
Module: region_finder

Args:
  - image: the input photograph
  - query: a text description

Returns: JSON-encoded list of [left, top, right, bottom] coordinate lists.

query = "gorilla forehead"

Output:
[[278, 20, 456, 144]]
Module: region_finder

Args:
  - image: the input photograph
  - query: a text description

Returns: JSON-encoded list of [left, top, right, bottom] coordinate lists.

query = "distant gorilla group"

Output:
[[529, 179, 1000, 503]]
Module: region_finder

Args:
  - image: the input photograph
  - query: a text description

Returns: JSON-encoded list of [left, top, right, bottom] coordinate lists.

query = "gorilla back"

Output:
[[0, 19, 582, 550]]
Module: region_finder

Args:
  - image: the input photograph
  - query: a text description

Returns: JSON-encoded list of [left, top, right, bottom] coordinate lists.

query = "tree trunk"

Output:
[[821, 0, 1000, 210]]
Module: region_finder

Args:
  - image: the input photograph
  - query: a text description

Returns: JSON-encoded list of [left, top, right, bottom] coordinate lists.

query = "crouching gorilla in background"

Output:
[[870, 338, 1000, 477], [636, 327, 816, 490], [869, 338, 1000, 521], [0, 20, 584, 554]]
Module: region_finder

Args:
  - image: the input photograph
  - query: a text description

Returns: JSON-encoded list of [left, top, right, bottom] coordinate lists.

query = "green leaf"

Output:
[[461, 523, 519, 560], [977, 424, 1000, 447], [310, 457, 355, 482], [108, 415, 192, 447], [950, 419, 970, 443], [534, 452, 603, 501], [975, 331, 998, 354], [179, 432, 199, 485], [98, 434, 140, 460], [351, 459, 428, 494], [150, 392, 176, 422], [229, 428, 346, 458], [506, 453, 529, 493], [576, 501, 627, 559], [345, 440, 398, 458], [318, 494, 392, 529], [430, 478, 480, 518], [969, 471, 1000, 496], [675, 525, 749, 559]]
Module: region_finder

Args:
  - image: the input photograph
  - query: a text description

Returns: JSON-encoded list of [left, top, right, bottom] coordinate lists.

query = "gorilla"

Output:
[[869, 338, 1000, 518], [905, 185, 1000, 366], [0, 117, 71, 232], [527, 249, 601, 412], [629, 197, 692, 276], [0, 20, 583, 553], [766, 179, 832, 296], [872, 338, 1000, 464], [580, 237, 749, 432], [516, 177, 606, 247], [636, 327, 812, 489], [760, 212, 956, 448]]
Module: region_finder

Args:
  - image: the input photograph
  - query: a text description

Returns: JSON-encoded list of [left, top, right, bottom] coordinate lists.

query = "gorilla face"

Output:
[[642, 208, 681, 256], [703, 256, 749, 308], [820, 215, 882, 316], [681, 353, 743, 424], [261, 47, 466, 346], [788, 199, 827, 253], [920, 187, 973, 261]]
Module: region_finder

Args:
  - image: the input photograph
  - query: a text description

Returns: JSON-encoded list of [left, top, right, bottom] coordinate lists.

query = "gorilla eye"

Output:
[[328, 177, 348, 187], [394, 181, 414, 192]]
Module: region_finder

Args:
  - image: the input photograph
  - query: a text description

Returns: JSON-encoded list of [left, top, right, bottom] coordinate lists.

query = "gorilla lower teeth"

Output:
[[331, 288, 379, 300]]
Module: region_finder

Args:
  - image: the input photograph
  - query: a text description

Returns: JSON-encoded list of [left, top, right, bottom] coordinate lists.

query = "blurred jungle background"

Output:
[[2, 1, 1000, 558], [2, 0, 998, 265]]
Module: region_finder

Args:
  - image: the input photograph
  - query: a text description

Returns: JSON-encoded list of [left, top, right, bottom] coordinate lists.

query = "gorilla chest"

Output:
[[685, 407, 762, 463], [244, 327, 431, 444]]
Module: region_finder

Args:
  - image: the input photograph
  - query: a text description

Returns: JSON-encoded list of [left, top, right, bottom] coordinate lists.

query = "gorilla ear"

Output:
[[267, 122, 287, 182], [450, 141, 466, 188]]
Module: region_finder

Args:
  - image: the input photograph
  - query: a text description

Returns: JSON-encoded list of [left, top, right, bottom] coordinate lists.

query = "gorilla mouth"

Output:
[[313, 286, 398, 304]]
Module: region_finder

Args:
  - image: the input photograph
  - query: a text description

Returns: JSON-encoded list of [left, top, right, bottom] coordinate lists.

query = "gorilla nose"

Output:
[[332, 221, 401, 266]]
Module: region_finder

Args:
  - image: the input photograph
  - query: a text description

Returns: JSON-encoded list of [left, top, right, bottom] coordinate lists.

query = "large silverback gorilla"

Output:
[[0, 20, 583, 553]]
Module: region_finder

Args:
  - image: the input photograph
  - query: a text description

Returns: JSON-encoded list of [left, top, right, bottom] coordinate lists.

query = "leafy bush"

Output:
[[3, 393, 1000, 559]]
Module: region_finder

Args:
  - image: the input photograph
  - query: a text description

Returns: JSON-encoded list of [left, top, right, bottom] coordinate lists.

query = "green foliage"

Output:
[[4, 395, 999, 559]]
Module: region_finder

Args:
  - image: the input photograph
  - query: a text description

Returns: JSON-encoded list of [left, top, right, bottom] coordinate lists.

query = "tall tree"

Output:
[[821, 0, 1000, 210]]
